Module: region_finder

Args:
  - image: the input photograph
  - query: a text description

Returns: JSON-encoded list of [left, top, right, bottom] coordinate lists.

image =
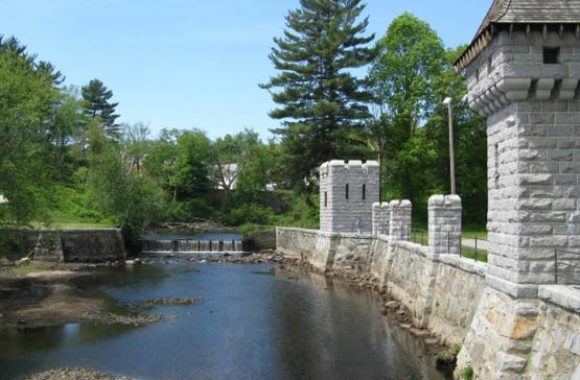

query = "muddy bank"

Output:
[[0, 263, 168, 329], [22, 368, 132, 380]]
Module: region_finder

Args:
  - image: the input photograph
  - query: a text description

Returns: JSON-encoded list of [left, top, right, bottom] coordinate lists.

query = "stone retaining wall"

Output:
[[24, 229, 126, 263], [277, 227, 580, 378], [276, 227, 486, 345]]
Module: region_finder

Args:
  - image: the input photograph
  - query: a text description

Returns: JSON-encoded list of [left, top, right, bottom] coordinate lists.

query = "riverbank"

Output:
[[22, 368, 132, 380], [1, 251, 452, 356], [0, 262, 174, 329]]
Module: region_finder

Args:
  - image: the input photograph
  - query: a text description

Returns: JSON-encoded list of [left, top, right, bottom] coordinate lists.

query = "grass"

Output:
[[410, 227, 488, 263], [460, 246, 488, 263], [462, 226, 487, 239]]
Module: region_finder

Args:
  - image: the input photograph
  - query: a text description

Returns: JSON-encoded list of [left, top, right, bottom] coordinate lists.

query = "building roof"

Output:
[[456, 0, 580, 70]]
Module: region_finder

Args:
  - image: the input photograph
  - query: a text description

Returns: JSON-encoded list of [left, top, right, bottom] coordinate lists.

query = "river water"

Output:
[[0, 263, 451, 380]]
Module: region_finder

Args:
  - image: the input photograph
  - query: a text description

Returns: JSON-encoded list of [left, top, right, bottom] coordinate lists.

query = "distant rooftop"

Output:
[[457, 0, 580, 70]]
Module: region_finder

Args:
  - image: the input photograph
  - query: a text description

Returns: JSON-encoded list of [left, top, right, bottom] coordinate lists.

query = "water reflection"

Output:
[[0, 263, 451, 380]]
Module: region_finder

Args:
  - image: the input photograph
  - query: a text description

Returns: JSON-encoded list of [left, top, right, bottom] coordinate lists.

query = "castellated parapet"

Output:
[[319, 160, 379, 234], [464, 29, 580, 298], [372, 202, 390, 236], [389, 200, 412, 242], [428, 195, 462, 257]]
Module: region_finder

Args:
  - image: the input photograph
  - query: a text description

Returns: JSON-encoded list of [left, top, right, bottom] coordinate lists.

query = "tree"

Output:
[[87, 139, 164, 242], [261, 0, 377, 184], [368, 13, 446, 210], [173, 130, 214, 218], [122, 122, 151, 173], [81, 79, 120, 141], [0, 37, 59, 229], [144, 128, 181, 201], [368, 15, 487, 223], [370, 13, 445, 139]]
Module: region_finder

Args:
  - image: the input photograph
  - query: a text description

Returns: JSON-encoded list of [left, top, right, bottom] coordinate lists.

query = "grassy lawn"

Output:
[[462, 226, 487, 239], [410, 226, 488, 263], [460, 246, 488, 263]]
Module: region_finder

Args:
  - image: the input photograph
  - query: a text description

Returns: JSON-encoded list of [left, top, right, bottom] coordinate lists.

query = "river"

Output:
[[0, 263, 451, 380]]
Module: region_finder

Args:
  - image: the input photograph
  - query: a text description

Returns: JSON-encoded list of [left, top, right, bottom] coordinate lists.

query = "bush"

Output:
[[225, 204, 274, 226]]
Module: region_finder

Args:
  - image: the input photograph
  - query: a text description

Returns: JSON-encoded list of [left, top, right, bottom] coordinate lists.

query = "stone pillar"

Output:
[[389, 200, 412, 241], [428, 195, 462, 257], [372, 202, 390, 236]]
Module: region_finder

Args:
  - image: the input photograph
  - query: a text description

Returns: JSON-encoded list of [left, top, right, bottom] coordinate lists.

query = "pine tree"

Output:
[[81, 79, 120, 141], [260, 0, 376, 184]]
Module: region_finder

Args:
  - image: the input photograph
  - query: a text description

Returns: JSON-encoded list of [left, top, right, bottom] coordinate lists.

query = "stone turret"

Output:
[[458, 0, 580, 298], [456, 1, 580, 378], [319, 160, 379, 234]]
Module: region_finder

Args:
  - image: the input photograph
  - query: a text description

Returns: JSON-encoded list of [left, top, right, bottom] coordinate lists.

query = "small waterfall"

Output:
[[141, 236, 245, 256], [199, 240, 210, 252], [222, 240, 234, 252], [142, 240, 175, 253]]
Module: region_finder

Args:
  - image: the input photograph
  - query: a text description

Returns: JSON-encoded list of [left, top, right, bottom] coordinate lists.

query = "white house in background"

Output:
[[213, 163, 276, 192], [0, 194, 8, 204]]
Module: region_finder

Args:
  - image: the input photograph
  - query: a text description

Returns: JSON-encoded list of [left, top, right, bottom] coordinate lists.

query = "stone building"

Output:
[[455, 0, 580, 377], [319, 160, 379, 234], [458, 0, 580, 298]]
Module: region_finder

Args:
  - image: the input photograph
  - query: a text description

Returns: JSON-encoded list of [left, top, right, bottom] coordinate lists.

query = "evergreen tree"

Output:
[[261, 0, 377, 184], [81, 79, 120, 141]]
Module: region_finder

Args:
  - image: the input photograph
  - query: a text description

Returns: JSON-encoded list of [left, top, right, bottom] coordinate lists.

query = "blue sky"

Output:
[[0, 0, 491, 140]]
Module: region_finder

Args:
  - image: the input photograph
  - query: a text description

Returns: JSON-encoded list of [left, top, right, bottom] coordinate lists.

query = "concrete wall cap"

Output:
[[400, 199, 412, 208], [327, 160, 348, 167], [363, 161, 380, 168], [429, 195, 446, 206], [445, 194, 462, 207], [389, 199, 412, 208]]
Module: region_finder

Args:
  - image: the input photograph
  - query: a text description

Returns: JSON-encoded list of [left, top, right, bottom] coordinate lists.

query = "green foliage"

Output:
[[174, 130, 213, 199], [226, 204, 275, 226], [87, 144, 164, 238], [81, 79, 120, 141], [273, 190, 319, 229], [0, 36, 59, 228], [261, 0, 377, 184], [437, 344, 462, 362], [368, 14, 486, 223], [461, 366, 474, 380]]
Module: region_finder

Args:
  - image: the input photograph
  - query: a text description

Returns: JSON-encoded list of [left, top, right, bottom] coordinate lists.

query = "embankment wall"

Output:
[[277, 227, 580, 378], [24, 229, 126, 262], [276, 227, 485, 345]]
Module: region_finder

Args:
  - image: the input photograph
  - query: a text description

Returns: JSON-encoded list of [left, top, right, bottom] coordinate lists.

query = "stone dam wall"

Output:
[[24, 229, 126, 263], [277, 196, 580, 379]]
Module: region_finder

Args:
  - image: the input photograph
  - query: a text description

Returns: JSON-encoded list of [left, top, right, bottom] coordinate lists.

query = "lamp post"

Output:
[[443, 97, 456, 195]]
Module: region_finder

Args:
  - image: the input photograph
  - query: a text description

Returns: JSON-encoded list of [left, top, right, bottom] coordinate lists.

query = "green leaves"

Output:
[[0, 40, 59, 228], [261, 0, 377, 184], [81, 79, 120, 141]]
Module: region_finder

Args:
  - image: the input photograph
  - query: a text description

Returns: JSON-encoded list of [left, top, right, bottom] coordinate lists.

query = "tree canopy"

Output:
[[81, 79, 120, 141], [261, 0, 377, 184]]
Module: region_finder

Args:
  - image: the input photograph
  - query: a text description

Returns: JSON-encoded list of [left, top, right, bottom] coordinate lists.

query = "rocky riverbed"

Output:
[[1, 250, 455, 366], [22, 368, 133, 380]]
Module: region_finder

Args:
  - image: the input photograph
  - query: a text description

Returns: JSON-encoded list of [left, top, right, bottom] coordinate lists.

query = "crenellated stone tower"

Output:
[[319, 160, 379, 234], [459, 0, 580, 297], [456, 0, 580, 377]]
